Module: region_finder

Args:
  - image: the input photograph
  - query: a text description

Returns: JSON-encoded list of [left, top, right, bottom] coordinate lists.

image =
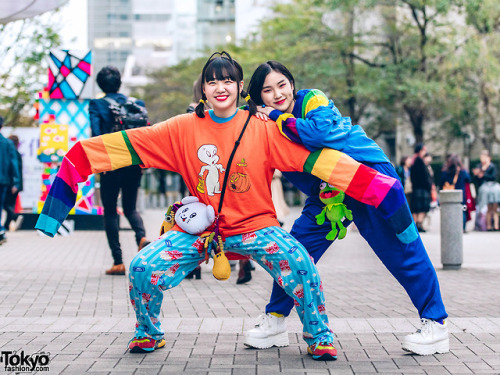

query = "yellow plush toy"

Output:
[[160, 204, 176, 236], [159, 197, 231, 280]]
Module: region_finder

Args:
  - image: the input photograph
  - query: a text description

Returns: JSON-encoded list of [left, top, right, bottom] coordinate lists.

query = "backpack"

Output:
[[104, 97, 149, 132]]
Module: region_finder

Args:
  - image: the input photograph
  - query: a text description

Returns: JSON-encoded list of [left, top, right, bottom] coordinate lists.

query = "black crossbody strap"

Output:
[[206, 111, 252, 259], [217, 112, 252, 214]]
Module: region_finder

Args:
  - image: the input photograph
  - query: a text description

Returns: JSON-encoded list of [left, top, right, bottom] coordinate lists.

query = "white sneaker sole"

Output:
[[244, 332, 289, 349], [402, 338, 449, 355]]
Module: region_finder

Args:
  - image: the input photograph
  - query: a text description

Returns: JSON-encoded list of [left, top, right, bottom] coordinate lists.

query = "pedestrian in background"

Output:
[[410, 144, 432, 232], [473, 150, 500, 231], [3, 135, 23, 231], [439, 154, 470, 231], [424, 153, 438, 209], [89, 66, 150, 275], [153, 169, 168, 205], [396, 155, 412, 205], [0, 116, 20, 245], [271, 170, 290, 226]]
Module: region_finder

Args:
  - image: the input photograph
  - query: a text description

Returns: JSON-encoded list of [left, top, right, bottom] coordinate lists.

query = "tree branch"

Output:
[[342, 52, 387, 68]]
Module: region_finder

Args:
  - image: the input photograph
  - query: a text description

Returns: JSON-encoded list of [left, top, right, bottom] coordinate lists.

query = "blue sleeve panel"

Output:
[[292, 90, 390, 164]]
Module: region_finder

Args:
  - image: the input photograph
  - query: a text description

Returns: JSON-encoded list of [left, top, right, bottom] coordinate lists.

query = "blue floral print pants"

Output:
[[128, 226, 334, 346]]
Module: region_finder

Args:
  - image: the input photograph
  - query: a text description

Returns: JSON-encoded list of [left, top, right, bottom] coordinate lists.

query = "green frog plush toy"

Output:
[[315, 181, 353, 240]]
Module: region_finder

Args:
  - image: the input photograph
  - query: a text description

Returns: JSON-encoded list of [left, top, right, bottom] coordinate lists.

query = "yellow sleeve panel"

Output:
[[275, 113, 296, 141], [303, 91, 330, 117]]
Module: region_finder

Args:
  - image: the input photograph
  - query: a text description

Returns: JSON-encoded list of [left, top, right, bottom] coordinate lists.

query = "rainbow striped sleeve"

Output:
[[304, 149, 417, 243], [35, 131, 142, 237]]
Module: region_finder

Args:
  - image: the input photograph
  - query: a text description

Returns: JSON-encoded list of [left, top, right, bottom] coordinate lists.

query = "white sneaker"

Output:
[[402, 318, 450, 355], [9, 215, 24, 231], [244, 313, 289, 349], [15, 215, 24, 230]]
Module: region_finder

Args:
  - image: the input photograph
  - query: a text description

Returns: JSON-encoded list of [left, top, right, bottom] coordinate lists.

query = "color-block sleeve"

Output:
[[35, 121, 181, 237], [267, 125, 416, 243], [35, 141, 96, 237], [122, 121, 181, 172], [269, 89, 350, 152], [305, 149, 415, 243]]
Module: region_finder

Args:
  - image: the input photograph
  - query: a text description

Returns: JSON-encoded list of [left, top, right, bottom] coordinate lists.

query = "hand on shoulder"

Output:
[[257, 105, 274, 116]]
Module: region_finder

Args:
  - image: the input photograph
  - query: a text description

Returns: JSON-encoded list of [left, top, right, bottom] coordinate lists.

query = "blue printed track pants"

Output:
[[128, 226, 334, 346]]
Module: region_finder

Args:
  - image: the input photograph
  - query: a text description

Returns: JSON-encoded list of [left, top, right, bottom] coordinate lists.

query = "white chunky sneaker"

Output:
[[244, 313, 289, 349], [402, 318, 450, 355]]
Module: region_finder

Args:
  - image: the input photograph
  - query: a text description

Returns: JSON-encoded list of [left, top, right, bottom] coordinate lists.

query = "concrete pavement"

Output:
[[0, 207, 499, 374]]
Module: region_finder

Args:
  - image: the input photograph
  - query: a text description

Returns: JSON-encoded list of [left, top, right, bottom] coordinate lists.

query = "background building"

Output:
[[87, 0, 133, 74], [87, 0, 237, 94], [197, 0, 235, 49]]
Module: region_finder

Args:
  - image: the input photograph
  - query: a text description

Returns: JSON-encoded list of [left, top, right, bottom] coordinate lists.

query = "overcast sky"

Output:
[[56, 0, 88, 50]]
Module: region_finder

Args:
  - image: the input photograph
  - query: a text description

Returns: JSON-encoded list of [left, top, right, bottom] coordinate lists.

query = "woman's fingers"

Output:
[[255, 112, 269, 121]]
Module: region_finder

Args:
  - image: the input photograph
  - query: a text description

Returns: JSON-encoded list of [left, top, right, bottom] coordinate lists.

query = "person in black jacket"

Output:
[[0, 117, 20, 245], [3, 135, 23, 231], [410, 144, 432, 232], [89, 66, 149, 275], [473, 150, 500, 231]]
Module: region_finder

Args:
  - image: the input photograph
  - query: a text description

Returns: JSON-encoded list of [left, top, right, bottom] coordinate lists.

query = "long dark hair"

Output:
[[195, 51, 256, 118], [444, 153, 463, 175], [399, 155, 410, 167], [247, 61, 297, 106]]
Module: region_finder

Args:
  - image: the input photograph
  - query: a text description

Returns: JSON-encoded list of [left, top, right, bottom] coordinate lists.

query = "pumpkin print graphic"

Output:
[[229, 159, 251, 193]]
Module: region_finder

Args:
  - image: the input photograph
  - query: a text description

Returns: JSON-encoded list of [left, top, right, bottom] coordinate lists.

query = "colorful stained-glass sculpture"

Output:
[[48, 50, 92, 99]]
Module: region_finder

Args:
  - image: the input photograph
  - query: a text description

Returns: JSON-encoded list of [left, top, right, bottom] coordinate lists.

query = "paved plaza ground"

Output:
[[0, 207, 499, 374]]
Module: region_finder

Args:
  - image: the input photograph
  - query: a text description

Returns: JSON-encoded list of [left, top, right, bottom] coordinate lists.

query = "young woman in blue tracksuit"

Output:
[[243, 61, 449, 356]]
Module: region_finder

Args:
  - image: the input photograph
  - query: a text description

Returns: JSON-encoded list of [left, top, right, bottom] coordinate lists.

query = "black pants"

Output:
[[100, 166, 146, 265], [3, 189, 19, 230]]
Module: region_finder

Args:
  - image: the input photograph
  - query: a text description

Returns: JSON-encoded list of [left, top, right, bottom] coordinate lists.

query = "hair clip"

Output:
[[199, 99, 205, 104], [244, 94, 251, 102]]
